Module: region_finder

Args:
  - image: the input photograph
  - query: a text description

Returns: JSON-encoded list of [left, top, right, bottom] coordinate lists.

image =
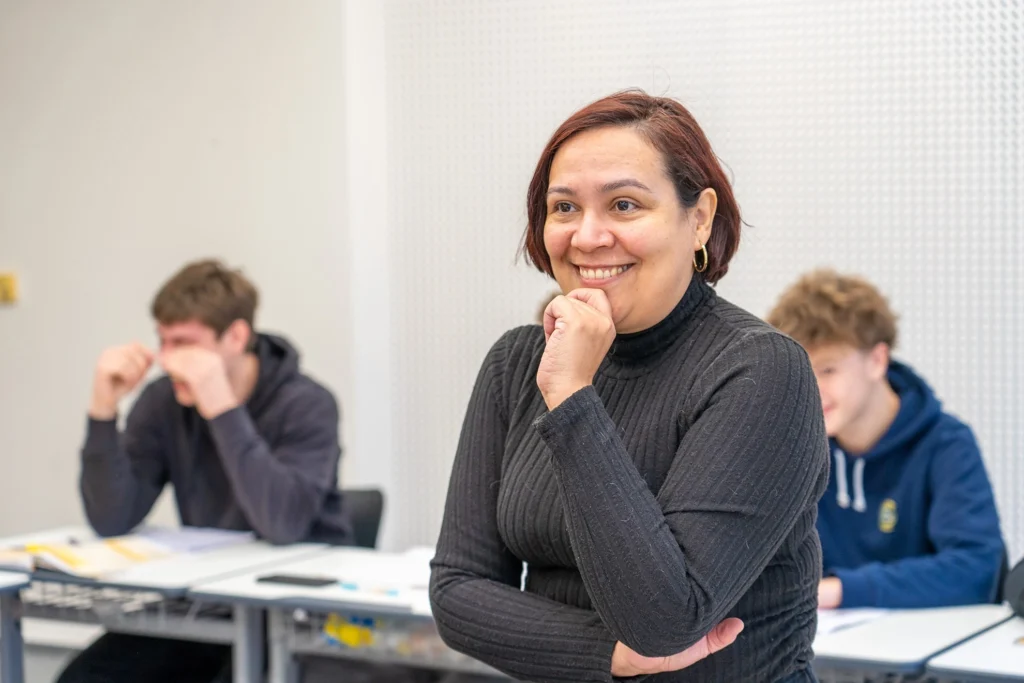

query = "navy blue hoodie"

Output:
[[818, 361, 1004, 608], [80, 334, 352, 545]]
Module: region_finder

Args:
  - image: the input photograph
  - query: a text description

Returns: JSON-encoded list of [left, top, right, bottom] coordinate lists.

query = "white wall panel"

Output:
[[382, 0, 1023, 562]]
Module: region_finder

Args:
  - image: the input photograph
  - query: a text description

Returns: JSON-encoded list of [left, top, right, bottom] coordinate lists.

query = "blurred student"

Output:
[[767, 269, 1004, 609], [60, 259, 352, 683]]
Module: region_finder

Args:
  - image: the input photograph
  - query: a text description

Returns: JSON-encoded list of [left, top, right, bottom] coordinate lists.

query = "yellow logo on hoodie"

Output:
[[879, 499, 898, 533]]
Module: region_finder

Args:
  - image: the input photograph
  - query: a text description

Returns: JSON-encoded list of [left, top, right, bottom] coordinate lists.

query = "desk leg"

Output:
[[233, 605, 264, 683], [0, 592, 24, 683], [267, 609, 297, 683]]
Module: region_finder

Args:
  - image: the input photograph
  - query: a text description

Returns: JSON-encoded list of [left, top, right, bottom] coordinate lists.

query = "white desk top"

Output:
[[0, 570, 29, 593], [927, 616, 1024, 681], [0, 526, 95, 550], [813, 604, 1013, 672], [100, 541, 326, 593], [0, 526, 325, 595], [190, 547, 433, 616]]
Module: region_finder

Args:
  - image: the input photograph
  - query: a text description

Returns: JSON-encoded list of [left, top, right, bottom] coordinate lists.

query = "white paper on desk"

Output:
[[0, 549, 34, 572], [408, 588, 433, 616], [816, 608, 889, 636], [133, 527, 254, 554], [0, 526, 253, 579], [335, 551, 432, 590], [403, 546, 435, 569]]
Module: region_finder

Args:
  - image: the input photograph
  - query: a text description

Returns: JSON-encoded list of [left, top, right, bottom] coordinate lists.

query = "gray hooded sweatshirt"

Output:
[[80, 333, 352, 545]]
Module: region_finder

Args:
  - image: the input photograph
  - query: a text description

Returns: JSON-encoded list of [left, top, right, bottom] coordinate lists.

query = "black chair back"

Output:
[[994, 548, 1010, 603], [1005, 558, 1024, 617], [341, 488, 385, 549]]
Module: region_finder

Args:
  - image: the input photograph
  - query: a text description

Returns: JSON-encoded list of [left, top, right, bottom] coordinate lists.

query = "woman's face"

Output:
[[543, 125, 715, 334]]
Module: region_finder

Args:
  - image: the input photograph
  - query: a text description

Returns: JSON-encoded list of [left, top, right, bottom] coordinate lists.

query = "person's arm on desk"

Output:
[[827, 429, 1004, 609], [82, 343, 169, 537], [161, 347, 341, 545]]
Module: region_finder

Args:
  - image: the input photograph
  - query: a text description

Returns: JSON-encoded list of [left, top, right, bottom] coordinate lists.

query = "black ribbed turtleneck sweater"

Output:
[[430, 277, 829, 683]]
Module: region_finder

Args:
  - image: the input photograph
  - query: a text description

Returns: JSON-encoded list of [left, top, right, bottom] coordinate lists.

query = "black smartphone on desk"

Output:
[[256, 574, 336, 587]]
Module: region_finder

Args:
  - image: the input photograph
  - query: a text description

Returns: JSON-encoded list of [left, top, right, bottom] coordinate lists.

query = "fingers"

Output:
[[565, 288, 613, 317], [129, 344, 154, 373], [705, 618, 744, 654], [543, 291, 613, 342], [102, 343, 152, 388], [663, 619, 744, 672], [542, 295, 572, 340], [120, 344, 153, 383], [129, 342, 155, 365], [158, 347, 182, 377]]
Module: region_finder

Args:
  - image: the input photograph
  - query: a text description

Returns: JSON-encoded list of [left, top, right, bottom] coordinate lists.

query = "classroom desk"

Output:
[[0, 526, 95, 558], [0, 527, 327, 683], [926, 616, 1024, 682], [54, 541, 327, 683], [190, 547, 502, 683], [813, 604, 1014, 676], [0, 571, 30, 683]]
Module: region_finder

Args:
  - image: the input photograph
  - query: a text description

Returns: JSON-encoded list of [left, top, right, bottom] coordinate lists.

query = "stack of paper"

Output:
[[0, 526, 253, 579]]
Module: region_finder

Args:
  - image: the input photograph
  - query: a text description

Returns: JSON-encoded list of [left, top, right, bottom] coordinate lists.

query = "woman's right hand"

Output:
[[610, 618, 744, 677]]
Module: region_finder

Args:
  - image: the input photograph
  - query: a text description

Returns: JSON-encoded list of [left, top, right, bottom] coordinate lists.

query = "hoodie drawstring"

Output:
[[834, 448, 868, 512], [834, 449, 850, 509], [852, 458, 867, 512]]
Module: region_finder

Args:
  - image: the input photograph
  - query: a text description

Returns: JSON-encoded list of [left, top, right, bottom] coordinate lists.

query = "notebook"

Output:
[[0, 526, 253, 579]]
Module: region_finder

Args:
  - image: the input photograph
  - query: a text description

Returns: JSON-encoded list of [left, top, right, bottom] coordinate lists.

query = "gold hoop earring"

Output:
[[693, 243, 708, 274]]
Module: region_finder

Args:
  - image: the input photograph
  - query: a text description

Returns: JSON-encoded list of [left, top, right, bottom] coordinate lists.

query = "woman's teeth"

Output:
[[578, 265, 630, 280]]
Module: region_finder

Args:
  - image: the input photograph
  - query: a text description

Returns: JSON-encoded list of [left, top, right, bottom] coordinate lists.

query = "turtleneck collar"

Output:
[[606, 276, 714, 366]]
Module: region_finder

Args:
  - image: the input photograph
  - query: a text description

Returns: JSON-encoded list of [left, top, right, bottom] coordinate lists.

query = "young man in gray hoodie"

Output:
[[59, 259, 352, 683]]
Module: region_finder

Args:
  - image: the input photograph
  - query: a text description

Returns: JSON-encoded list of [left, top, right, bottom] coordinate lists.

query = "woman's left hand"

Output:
[[537, 289, 616, 410], [611, 619, 745, 677]]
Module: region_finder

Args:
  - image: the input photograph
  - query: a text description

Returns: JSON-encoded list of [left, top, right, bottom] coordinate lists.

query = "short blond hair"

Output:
[[766, 269, 897, 351]]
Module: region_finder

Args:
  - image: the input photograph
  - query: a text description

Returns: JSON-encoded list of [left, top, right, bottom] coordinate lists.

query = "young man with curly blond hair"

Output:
[[768, 269, 1004, 610]]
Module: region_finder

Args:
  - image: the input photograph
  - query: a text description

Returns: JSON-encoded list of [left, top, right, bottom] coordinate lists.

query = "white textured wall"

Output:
[[382, 0, 1024, 562], [0, 0, 358, 534]]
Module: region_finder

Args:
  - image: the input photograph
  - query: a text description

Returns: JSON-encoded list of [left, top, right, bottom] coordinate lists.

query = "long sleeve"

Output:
[[80, 385, 168, 537], [430, 332, 619, 683], [834, 428, 1004, 608], [534, 331, 828, 658], [206, 385, 341, 545]]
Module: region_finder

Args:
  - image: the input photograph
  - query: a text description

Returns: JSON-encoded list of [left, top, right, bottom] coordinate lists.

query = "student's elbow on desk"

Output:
[[80, 486, 138, 538], [251, 516, 313, 545], [245, 497, 321, 544], [82, 506, 135, 538]]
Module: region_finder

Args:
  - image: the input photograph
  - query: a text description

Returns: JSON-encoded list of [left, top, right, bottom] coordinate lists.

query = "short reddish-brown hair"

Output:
[[766, 269, 898, 351], [523, 90, 742, 284]]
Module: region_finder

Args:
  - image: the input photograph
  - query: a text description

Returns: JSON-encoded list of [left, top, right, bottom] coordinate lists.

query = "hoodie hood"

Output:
[[831, 360, 941, 512], [857, 360, 942, 460], [247, 333, 301, 416]]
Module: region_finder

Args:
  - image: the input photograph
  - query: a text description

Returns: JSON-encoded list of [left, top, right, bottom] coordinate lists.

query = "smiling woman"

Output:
[[430, 91, 829, 683]]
